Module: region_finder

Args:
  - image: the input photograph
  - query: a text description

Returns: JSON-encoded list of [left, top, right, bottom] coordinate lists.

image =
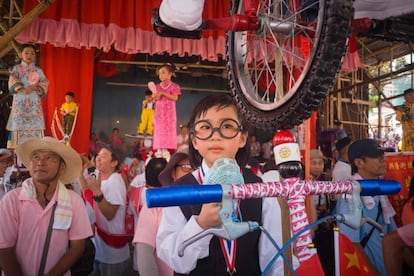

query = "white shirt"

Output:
[[130, 172, 146, 188], [332, 160, 352, 182], [93, 172, 130, 264]]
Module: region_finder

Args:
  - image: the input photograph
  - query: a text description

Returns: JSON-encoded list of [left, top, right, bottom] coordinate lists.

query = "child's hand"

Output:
[[85, 175, 102, 194], [29, 84, 39, 92], [196, 202, 222, 229], [153, 93, 162, 101], [20, 87, 31, 94], [80, 153, 95, 169]]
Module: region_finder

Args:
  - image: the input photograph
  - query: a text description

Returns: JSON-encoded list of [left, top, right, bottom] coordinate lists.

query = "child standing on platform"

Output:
[[60, 91, 78, 140], [137, 89, 155, 136], [6, 44, 49, 148], [156, 94, 298, 275], [148, 63, 181, 160]]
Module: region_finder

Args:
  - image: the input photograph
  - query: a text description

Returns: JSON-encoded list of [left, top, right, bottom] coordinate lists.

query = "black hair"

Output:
[[350, 162, 358, 175], [145, 158, 168, 187], [144, 89, 152, 96], [20, 43, 37, 52], [65, 91, 75, 98], [187, 94, 250, 168], [157, 63, 176, 77], [97, 142, 125, 171], [277, 161, 304, 179]]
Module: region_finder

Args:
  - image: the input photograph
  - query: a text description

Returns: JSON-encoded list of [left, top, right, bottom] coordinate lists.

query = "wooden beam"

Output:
[[0, 69, 10, 75], [331, 96, 374, 107], [99, 60, 226, 70], [0, 21, 20, 58], [12, 0, 23, 18], [332, 63, 414, 94], [0, 45, 13, 60], [106, 82, 229, 93], [0, 0, 54, 52]]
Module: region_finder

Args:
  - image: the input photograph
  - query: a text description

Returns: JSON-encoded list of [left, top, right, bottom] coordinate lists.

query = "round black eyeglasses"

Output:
[[191, 119, 243, 140]]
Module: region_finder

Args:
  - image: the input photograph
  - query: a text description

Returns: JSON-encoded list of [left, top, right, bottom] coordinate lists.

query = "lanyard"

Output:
[[197, 167, 238, 274]]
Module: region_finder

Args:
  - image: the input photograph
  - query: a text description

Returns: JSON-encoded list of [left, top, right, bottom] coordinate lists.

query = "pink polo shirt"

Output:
[[398, 222, 414, 247], [133, 205, 173, 276], [0, 184, 93, 276]]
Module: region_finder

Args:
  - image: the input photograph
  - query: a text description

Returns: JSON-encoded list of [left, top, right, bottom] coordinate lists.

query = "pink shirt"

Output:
[[133, 205, 173, 276], [398, 222, 414, 247], [108, 136, 122, 147], [402, 198, 414, 225], [0, 184, 93, 276]]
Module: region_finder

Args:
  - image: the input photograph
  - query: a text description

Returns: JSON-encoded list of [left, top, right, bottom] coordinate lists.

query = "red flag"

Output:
[[338, 233, 374, 275], [341, 32, 362, 72], [295, 253, 325, 276]]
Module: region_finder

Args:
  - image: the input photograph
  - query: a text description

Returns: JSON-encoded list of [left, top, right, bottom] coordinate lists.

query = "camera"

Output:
[[87, 167, 99, 179]]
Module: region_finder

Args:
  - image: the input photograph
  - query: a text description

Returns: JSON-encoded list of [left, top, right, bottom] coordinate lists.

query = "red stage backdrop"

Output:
[[40, 44, 94, 154], [384, 152, 414, 226], [16, 0, 231, 153]]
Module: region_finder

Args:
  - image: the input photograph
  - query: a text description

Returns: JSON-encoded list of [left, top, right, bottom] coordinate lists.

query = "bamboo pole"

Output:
[[106, 82, 229, 94], [0, 45, 13, 61], [0, 22, 20, 55], [0, 0, 54, 53]]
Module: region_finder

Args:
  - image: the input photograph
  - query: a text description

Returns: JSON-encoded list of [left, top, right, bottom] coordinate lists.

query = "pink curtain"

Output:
[[17, 0, 230, 62]]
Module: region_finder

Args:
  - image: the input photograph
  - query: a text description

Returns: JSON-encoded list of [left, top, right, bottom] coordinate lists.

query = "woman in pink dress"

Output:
[[148, 63, 181, 160]]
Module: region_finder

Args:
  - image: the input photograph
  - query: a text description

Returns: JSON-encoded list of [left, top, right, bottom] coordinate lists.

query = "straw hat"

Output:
[[310, 149, 326, 160], [16, 137, 82, 183]]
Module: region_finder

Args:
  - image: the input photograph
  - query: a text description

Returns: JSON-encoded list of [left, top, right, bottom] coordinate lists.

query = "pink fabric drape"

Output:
[[17, 0, 230, 62]]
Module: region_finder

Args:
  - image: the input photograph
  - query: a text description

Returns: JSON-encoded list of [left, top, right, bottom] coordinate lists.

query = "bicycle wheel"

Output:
[[227, 0, 353, 131]]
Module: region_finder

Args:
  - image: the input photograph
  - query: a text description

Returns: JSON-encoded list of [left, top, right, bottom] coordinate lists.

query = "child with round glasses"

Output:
[[156, 94, 298, 275]]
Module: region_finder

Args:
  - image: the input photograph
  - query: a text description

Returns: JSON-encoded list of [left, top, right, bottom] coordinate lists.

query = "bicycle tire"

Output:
[[226, 0, 353, 131]]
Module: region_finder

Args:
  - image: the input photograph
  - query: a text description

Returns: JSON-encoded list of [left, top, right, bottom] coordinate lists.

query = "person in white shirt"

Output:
[[332, 136, 353, 181]]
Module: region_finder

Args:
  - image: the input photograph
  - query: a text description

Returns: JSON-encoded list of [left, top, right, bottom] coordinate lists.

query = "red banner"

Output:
[[384, 152, 414, 226]]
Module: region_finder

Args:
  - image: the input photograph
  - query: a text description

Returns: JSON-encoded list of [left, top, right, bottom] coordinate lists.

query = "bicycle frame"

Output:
[[147, 177, 400, 264]]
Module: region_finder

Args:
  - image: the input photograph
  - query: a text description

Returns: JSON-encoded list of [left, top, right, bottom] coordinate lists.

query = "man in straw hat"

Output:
[[0, 137, 92, 276]]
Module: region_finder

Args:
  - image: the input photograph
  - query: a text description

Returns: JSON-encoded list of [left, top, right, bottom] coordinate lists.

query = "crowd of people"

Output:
[[1, 42, 414, 275], [0, 95, 412, 275]]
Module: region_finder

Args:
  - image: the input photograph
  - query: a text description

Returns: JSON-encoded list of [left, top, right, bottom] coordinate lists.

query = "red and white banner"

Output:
[[384, 152, 414, 226]]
